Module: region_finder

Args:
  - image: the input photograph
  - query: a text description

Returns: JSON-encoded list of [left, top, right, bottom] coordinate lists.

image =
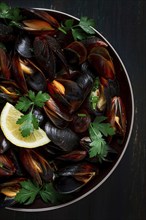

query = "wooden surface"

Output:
[[1, 0, 145, 219]]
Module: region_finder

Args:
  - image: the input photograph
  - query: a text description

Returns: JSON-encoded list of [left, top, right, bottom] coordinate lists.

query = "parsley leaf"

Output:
[[39, 183, 61, 204], [93, 116, 115, 136], [34, 91, 50, 107], [0, 2, 24, 22], [15, 96, 33, 112], [89, 77, 100, 110], [16, 112, 39, 137], [15, 180, 63, 205], [59, 16, 96, 40], [15, 180, 40, 205], [15, 90, 50, 137], [89, 116, 115, 162], [79, 17, 96, 34]]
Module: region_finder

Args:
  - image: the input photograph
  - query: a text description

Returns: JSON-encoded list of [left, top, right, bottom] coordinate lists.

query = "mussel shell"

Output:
[[24, 8, 60, 28], [53, 176, 83, 194], [0, 193, 16, 208], [56, 150, 87, 162], [0, 154, 16, 177], [64, 41, 87, 66], [44, 98, 72, 128], [44, 121, 80, 152], [20, 149, 54, 185], [0, 48, 11, 80], [33, 36, 56, 81], [88, 53, 115, 80], [82, 36, 108, 53], [0, 129, 11, 154], [15, 34, 33, 58], [54, 163, 97, 194]]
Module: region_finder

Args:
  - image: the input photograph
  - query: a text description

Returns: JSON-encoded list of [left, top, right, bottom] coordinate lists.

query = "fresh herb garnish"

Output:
[[59, 16, 96, 40], [77, 113, 87, 117], [15, 180, 61, 205], [0, 2, 24, 22], [89, 116, 115, 162], [15, 90, 50, 137], [89, 77, 100, 110]]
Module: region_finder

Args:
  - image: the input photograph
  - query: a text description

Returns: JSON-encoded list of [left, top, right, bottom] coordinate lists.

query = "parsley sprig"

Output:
[[59, 16, 96, 40], [89, 116, 115, 162], [15, 180, 62, 205], [89, 77, 100, 110], [15, 90, 50, 137], [0, 3, 23, 22]]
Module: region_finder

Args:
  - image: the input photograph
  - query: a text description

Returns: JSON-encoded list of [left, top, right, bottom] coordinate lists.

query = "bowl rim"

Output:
[[6, 8, 135, 212]]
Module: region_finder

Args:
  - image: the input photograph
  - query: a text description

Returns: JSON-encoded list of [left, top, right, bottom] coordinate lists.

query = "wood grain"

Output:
[[1, 0, 146, 219]]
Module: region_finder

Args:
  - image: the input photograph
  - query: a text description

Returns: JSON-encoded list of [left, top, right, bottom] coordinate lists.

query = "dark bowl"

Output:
[[7, 8, 134, 212]]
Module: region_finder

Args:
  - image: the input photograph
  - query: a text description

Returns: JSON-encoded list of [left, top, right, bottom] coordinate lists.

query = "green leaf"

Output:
[[0, 3, 24, 22], [28, 90, 36, 102], [89, 138, 108, 161], [72, 27, 87, 40], [59, 19, 74, 34], [93, 116, 107, 124], [33, 91, 50, 107], [39, 183, 60, 204], [93, 116, 115, 136], [15, 180, 40, 205], [32, 114, 39, 129], [88, 115, 115, 161], [98, 123, 115, 136], [79, 17, 96, 34], [64, 19, 74, 28], [89, 77, 100, 110], [15, 96, 33, 112], [16, 112, 39, 137], [15, 90, 50, 137], [15, 180, 64, 206]]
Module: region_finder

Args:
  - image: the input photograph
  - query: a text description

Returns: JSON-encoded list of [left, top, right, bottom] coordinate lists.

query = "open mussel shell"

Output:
[[0, 178, 25, 208], [53, 163, 98, 194], [6, 9, 134, 212]]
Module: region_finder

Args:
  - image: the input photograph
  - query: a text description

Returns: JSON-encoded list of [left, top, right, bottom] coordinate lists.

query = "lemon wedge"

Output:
[[0, 102, 50, 148]]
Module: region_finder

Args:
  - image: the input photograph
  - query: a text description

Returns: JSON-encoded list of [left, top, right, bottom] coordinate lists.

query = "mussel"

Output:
[[44, 120, 80, 152], [0, 178, 25, 208], [107, 96, 127, 137], [20, 149, 54, 185], [44, 97, 72, 128], [0, 47, 11, 80], [88, 46, 115, 80], [54, 163, 98, 194], [33, 35, 68, 81], [0, 154, 16, 177], [0, 129, 11, 154]]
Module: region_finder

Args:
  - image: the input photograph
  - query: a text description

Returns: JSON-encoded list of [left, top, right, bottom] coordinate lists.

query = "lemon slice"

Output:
[[0, 102, 50, 148]]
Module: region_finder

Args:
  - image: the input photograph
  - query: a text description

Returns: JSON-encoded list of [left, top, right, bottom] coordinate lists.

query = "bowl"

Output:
[[0, 7, 134, 212]]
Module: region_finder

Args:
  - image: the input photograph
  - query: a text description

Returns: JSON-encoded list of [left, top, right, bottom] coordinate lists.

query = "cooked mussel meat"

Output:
[[0, 178, 25, 208]]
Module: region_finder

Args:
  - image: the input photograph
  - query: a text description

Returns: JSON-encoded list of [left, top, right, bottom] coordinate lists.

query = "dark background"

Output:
[[1, 0, 146, 219]]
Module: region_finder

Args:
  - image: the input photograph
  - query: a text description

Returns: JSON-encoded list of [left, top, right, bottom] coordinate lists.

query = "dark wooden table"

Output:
[[1, 0, 145, 219]]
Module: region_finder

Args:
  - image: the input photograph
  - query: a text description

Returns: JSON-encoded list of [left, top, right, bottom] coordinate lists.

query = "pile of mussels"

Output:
[[0, 8, 126, 207]]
